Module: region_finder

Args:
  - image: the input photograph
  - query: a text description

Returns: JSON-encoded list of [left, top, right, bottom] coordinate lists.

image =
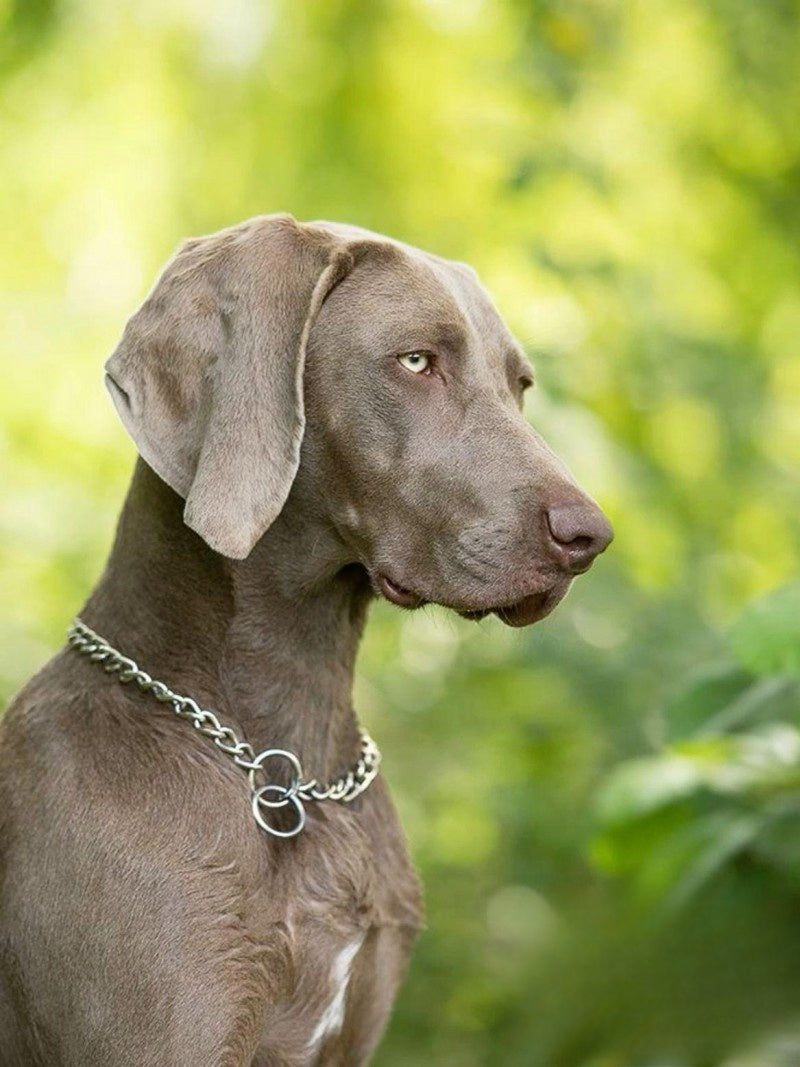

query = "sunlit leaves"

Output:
[[1, 1, 800, 1064]]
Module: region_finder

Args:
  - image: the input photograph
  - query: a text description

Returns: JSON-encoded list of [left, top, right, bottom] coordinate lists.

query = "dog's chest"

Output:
[[254, 917, 416, 1066], [266, 924, 366, 1062], [305, 934, 364, 1047], [251, 799, 423, 1062]]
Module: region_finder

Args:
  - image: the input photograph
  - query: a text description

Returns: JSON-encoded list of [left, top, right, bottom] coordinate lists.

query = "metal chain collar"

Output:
[[66, 618, 381, 839]]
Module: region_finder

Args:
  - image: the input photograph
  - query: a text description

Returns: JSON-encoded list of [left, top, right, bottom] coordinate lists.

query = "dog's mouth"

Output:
[[376, 573, 426, 609], [459, 586, 565, 627], [376, 572, 567, 627]]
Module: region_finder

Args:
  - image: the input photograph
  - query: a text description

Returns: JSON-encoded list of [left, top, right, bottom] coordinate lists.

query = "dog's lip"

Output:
[[458, 585, 565, 627], [374, 569, 566, 624], [376, 573, 426, 608], [493, 589, 556, 627]]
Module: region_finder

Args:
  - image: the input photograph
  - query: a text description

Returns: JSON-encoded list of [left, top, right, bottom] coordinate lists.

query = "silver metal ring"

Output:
[[252, 785, 306, 838], [247, 748, 303, 795], [253, 783, 291, 810]]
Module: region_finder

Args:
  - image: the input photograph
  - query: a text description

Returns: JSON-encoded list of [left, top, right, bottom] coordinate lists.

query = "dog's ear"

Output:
[[104, 214, 354, 559]]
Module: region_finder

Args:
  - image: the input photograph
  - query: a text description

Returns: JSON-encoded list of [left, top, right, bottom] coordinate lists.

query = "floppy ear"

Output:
[[104, 214, 354, 559]]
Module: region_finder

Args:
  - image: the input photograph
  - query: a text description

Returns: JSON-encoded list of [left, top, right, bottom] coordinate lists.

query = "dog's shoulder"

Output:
[[0, 650, 255, 860], [0, 648, 90, 773]]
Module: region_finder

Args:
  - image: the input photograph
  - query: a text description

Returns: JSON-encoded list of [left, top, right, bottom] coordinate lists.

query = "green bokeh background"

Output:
[[2, 1, 800, 1064]]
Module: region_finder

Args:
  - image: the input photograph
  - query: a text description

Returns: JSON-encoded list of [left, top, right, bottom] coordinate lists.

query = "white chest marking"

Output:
[[306, 934, 365, 1052]]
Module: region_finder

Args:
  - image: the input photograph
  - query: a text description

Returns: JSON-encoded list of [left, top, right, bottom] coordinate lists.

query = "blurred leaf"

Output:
[[663, 662, 753, 741], [730, 583, 800, 676], [697, 676, 800, 737], [0, 0, 60, 72], [595, 753, 704, 824], [667, 812, 762, 909]]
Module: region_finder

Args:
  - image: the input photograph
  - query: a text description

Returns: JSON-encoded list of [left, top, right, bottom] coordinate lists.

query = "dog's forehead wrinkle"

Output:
[[312, 219, 516, 365], [315, 258, 474, 368], [416, 258, 525, 389]]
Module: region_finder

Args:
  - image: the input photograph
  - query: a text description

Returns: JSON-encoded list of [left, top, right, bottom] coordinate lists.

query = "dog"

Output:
[[0, 214, 612, 1065]]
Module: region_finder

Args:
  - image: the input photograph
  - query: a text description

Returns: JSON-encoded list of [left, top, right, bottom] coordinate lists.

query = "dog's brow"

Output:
[[431, 320, 469, 353], [507, 348, 535, 385]]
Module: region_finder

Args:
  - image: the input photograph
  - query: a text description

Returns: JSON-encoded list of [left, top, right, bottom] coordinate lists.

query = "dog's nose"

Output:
[[545, 501, 613, 574]]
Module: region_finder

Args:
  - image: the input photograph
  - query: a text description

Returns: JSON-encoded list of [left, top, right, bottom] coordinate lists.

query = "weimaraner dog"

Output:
[[0, 214, 612, 1066]]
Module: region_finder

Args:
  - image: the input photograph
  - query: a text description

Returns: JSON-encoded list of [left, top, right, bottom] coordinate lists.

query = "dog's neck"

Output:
[[82, 460, 372, 780]]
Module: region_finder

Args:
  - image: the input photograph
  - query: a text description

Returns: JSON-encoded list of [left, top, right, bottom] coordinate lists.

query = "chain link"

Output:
[[66, 618, 381, 838]]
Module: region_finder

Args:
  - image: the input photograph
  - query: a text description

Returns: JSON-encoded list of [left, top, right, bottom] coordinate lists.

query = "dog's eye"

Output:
[[397, 351, 431, 375]]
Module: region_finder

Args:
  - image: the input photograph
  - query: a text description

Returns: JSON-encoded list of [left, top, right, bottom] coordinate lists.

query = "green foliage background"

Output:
[[1, 1, 799, 1063]]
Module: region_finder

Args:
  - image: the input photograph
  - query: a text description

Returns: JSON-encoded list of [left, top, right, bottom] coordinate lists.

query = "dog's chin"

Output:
[[375, 571, 569, 628], [495, 585, 569, 626], [456, 583, 568, 627]]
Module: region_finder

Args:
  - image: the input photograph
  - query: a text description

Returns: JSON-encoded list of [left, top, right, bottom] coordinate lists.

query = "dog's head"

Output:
[[106, 214, 611, 626]]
